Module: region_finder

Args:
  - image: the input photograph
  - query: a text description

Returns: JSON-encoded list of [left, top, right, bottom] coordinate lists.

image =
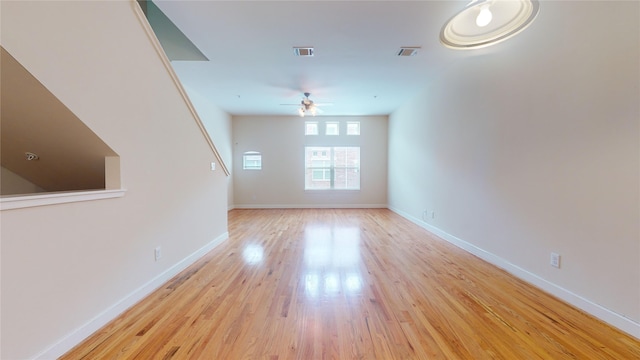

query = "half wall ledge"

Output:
[[0, 189, 126, 211]]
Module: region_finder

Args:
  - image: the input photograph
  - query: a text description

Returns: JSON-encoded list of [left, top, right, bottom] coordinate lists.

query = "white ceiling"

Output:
[[154, 0, 477, 117]]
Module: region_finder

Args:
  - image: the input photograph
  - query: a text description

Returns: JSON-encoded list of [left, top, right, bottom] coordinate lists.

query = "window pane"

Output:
[[334, 147, 360, 167], [305, 121, 318, 135], [312, 160, 331, 167], [344, 168, 361, 189], [325, 122, 339, 135], [347, 121, 360, 135], [243, 151, 262, 170], [306, 147, 330, 164], [305, 146, 359, 190], [333, 167, 360, 189], [312, 169, 330, 181]]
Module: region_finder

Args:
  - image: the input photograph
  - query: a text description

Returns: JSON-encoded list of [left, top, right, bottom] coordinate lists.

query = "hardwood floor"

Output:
[[61, 209, 640, 359]]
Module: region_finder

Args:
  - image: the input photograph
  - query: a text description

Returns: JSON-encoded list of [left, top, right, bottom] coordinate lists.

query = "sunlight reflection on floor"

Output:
[[302, 225, 363, 299]]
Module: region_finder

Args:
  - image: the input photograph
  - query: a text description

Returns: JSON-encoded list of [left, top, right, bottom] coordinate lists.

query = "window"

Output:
[[305, 146, 360, 190], [347, 121, 360, 135], [305, 121, 318, 135], [243, 151, 262, 170], [312, 168, 331, 181], [325, 122, 339, 135]]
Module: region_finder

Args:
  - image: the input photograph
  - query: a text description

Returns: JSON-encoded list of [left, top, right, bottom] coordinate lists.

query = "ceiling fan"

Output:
[[281, 92, 332, 117]]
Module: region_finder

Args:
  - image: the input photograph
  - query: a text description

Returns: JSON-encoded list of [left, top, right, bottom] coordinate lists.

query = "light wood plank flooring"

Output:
[[62, 209, 640, 359]]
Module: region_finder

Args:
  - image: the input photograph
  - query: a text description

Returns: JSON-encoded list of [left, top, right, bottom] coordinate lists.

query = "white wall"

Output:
[[1, 166, 46, 195], [233, 115, 387, 208], [183, 86, 234, 208], [388, 1, 639, 336], [0, 1, 229, 359]]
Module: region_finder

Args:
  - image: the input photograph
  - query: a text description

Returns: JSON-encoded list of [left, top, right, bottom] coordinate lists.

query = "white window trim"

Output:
[[346, 121, 360, 135], [305, 121, 319, 135], [305, 146, 360, 190], [325, 122, 340, 136], [1, 189, 126, 211], [243, 151, 262, 170]]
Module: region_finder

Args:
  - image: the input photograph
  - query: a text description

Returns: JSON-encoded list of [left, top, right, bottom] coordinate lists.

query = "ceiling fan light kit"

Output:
[[440, 0, 540, 49], [282, 92, 332, 117], [299, 92, 317, 117]]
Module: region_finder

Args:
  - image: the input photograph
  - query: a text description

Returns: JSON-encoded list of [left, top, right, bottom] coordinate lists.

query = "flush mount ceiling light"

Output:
[[440, 0, 540, 50]]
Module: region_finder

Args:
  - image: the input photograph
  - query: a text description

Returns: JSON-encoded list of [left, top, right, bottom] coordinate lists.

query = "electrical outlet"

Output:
[[155, 246, 162, 261], [211, 162, 216, 171], [422, 210, 435, 221], [550, 252, 560, 268]]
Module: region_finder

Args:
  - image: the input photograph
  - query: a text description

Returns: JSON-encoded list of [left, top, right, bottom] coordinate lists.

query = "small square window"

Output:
[[305, 121, 318, 135], [347, 121, 360, 135], [325, 122, 339, 135], [243, 151, 262, 170]]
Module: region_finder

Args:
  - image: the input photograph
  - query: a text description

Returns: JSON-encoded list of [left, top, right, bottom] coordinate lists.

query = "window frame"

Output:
[[305, 121, 319, 135], [346, 121, 360, 135], [325, 122, 340, 136], [305, 146, 360, 190], [242, 151, 262, 170]]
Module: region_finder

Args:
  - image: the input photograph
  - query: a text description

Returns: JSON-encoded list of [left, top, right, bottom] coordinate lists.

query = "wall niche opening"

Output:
[[1, 47, 120, 197]]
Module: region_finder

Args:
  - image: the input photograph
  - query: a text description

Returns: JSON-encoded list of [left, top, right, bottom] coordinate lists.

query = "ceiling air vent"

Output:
[[397, 47, 420, 56], [293, 47, 314, 57]]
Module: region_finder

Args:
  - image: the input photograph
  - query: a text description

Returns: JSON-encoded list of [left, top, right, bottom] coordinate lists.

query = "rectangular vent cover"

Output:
[[397, 47, 420, 56], [294, 47, 314, 57]]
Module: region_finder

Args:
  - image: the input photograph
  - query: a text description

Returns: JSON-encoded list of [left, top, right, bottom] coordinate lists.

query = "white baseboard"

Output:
[[389, 207, 640, 340], [233, 203, 388, 209], [34, 232, 229, 360]]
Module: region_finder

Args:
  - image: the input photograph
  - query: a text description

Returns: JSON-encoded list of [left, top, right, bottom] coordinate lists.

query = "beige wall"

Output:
[[182, 85, 234, 208], [388, 1, 639, 335], [233, 115, 387, 208], [0, 166, 46, 195], [0, 1, 229, 359]]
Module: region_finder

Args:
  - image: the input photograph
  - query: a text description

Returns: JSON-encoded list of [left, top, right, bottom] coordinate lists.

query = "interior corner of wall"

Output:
[[105, 156, 121, 190]]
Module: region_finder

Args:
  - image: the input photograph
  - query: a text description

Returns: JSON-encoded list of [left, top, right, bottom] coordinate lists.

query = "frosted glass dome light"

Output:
[[476, 6, 493, 27], [440, 0, 540, 49]]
